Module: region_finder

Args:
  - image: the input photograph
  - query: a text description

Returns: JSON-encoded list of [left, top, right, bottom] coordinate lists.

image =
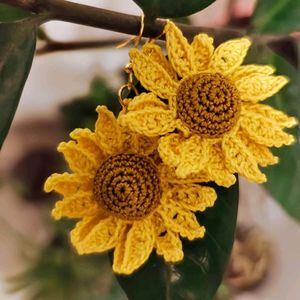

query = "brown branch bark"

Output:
[[0, 0, 295, 46], [0, 0, 245, 42], [36, 38, 125, 55]]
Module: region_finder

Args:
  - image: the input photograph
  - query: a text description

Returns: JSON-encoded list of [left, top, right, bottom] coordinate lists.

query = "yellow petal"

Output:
[[151, 213, 183, 262], [176, 135, 209, 178], [129, 48, 178, 99], [165, 21, 194, 77], [142, 42, 177, 80], [222, 133, 266, 183], [113, 218, 155, 275], [126, 92, 168, 111], [238, 132, 278, 167], [243, 102, 297, 128], [155, 231, 183, 263], [240, 107, 295, 147], [158, 133, 184, 169], [191, 33, 214, 72], [129, 133, 159, 156], [175, 118, 192, 137], [158, 156, 235, 188], [57, 141, 97, 174], [230, 64, 275, 82], [204, 142, 237, 187], [158, 203, 205, 241], [51, 191, 99, 220], [71, 216, 122, 254], [119, 107, 176, 137], [164, 184, 217, 212], [158, 164, 210, 186], [44, 172, 92, 196], [235, 74, 288, 102], [70, 128, 105, 164], [159, 134, 210, 178], [95, 106, 124, 155], [209, 38, 251, 75]]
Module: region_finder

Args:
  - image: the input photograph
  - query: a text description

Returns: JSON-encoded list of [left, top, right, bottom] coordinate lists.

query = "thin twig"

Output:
[[36, 38, 124, 55]]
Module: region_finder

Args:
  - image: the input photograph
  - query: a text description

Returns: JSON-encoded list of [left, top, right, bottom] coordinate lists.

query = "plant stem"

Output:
[[1, 0, 244, 41], [36, 38, 124, 55]]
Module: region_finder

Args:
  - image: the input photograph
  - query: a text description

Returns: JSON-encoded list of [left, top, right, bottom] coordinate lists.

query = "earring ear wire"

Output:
[[116, 14, 145, 49], [118, 63, 139, 111]]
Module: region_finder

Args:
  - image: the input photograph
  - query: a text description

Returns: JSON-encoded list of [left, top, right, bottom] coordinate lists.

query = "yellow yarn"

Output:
[[142, 42, 177, 80], [191, 33, 214, 71], [121, 20, 297, 185], [44, 105, 217, 275]]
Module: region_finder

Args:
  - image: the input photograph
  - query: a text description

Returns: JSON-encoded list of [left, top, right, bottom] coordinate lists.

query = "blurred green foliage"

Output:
[[0, 4, 31, 22], [264, 52, 300, 221], [133, 0, 216, 18], [250, 1, 300, 221], [251, 0, 300, 33], [61, 78, 120, 131]]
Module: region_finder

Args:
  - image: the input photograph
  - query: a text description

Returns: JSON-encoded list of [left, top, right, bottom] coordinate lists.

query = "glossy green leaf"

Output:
[[115, 181, 239, 300], [251, 0, 300, 33], [245, 44, 300, 221], [0, 4, 31, 22], [264, 53, 300, 221], [0, 21, 36, 148], [133, 0, 216, 18]]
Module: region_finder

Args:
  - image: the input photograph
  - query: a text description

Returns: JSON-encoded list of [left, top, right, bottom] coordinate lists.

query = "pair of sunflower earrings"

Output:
[[44, 21, 297, 275]]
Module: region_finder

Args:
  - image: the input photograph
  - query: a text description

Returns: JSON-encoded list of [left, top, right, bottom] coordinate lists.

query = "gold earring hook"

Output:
[[116, 14, 145, 49], [118, 63, 139, 111]]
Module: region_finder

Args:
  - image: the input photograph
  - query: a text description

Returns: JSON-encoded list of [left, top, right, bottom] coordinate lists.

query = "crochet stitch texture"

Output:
[[45, 106, 217, 275], [119, 21, 297, 186]]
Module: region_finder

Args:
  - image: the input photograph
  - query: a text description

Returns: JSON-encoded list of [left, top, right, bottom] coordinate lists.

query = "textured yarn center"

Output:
[[176, 73, 241, 137], [93, 153, 161, 220]]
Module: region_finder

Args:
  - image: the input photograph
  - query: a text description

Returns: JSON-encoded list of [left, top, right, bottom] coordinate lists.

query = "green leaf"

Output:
[[245, 44, 300, 221], [251, 0, 300, 33], [0, 4, 31, 22], [115, 181, 239, 300], [0, 21, 36, 148], [263, 53, 300, 221], [133, 0, 216, 18]]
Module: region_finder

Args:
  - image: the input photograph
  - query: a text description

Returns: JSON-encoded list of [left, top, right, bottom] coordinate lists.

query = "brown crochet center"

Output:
[[176, 73, 241, 137], [93, 153, 161, 220]]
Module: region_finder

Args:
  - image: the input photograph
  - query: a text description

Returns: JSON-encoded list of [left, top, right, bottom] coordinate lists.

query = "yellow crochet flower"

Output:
[[44, 106, 217, 275], [119, 21, 297, 186]]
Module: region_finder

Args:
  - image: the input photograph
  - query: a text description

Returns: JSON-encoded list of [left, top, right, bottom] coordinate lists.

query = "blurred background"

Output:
[[0, 0, 300, 299]]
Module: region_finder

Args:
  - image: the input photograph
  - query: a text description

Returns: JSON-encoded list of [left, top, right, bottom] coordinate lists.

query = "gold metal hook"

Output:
[[116, 14, 145, 49], [118, 84, 130, 111], [118, 64, 139, 111]]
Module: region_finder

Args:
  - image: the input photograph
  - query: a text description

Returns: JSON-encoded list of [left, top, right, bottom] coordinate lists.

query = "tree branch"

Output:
[[1, 0, 245, 42], [0, 0, 295, 46], [36, 38, 124, 55]]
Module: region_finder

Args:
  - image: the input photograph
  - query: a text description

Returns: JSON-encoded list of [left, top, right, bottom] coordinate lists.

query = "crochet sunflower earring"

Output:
[[45, 106, 217, 275], [119, 21, 297, 186]]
